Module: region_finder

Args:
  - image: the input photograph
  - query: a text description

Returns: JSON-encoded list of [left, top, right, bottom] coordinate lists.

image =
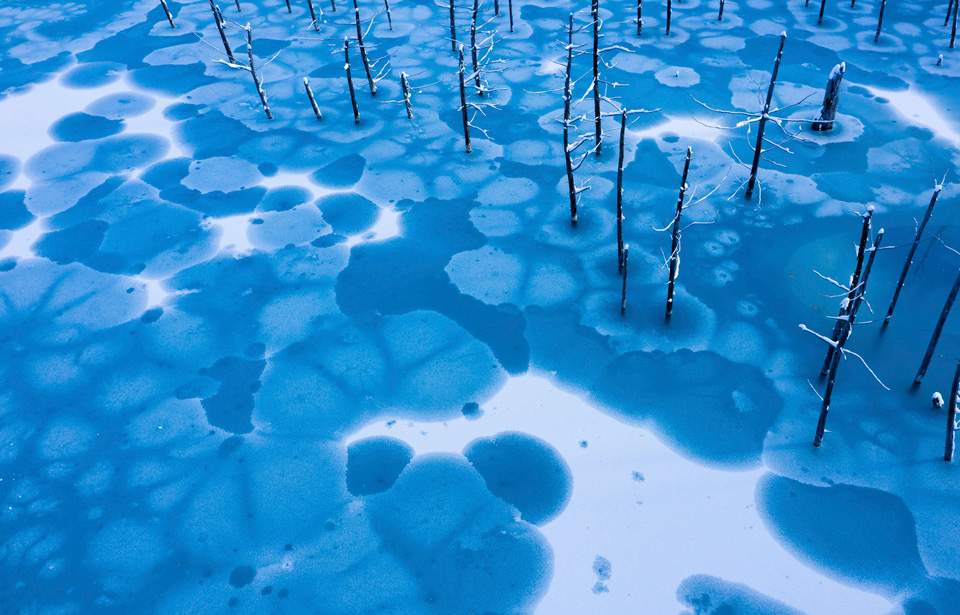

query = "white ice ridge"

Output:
[[866, 85, 960, 148], [347, 372, 893, 615]]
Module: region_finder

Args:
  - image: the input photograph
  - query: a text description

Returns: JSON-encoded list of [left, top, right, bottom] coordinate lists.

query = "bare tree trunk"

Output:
[[344, 38, 360, 123], [307, 0, 320, 30], [355, 8, 377, 94], [508, 0, 514, 31], [401, 72, 414, 119], [621, 244, 630, 314], [330, 0, 336, 10], [160, 0, 177, 28], [850, 0, 855, 8], [814, 229, 885, 446], [637, 0, 642, 35], [304, 78, 322, 120], [592, 0, 602, 153], [235, 0, 242, 11], [745, 32, 786, 199], [617, 110, 626, 272], [821, 206, 873, 374], [563, 14, 577, 225], [666, 147, 692, 319], [885, 185, 941, 325], [384, 0, 393, 29], [718, 0, 724, 20], [947, 0, 955, 27], [450, 0, 458, 52], [874, 0, 886, 42], [471, 0, 482, 94], [812, 62, 845, 131], [952, 0, 958, 48], [458, 45, 472, 153], [494, 0, 500, 16], [818, 0, 826, 24], [210, 1, 235, 64], [246, 25, 273, 119], [666, 0, 672, 35], [946, 360, 960, 461], [286, 0, 292, 12], [915, 269, 960, 384]]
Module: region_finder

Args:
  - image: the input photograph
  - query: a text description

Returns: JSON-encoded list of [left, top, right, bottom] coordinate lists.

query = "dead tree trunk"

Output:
[[946, 0, 955, 27], [344, 38, 360, 123], [304, 78, 322, 120], [286, 0, 292, 12], [617, 110, 626, 272], [812, 62, 845, 131], [355, 8, 377, 94], [666, 147, 692, 319], [822, 206, 873, 374], [874, 0, 886, 42], [384, 0, 393, 29], [508, 0, 514, 31], [563, 14, 577, 225], [718, 0, 724, 20], [330, 0, 336, 10], [235, 0, 242, 10], [637, 0, 642, 34], [814, 229, 885, 446], [745, 32, 786, 199], [952, 0, 958, 48], [494, 0, 500, 15], [160, 0, 177, 28], [210, 1, 235, 63], [915, 268, 960, 384], [592, 0, 602, 153], [471, 0, 482, 93], [458, 45, 472, 153], [621, 244, 630, 314], [246, 25, 273, 119], [946, 360, 960, 461], [401, 72, 414, 119], [450, 0, 458, 52], [818, 0, 827, 24], [307, 0, 320, 30], [666, 0, 672, 35], [884, 185, 941, 325]]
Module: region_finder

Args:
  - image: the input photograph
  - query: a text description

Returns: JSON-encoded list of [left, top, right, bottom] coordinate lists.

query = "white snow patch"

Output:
[[867, 85, 960, 147]]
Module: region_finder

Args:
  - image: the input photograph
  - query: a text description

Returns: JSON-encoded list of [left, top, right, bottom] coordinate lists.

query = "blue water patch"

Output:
[[0, 154, 19, 191], [677, 574, 808, 615], [86, 91, 156, 119], [196, 356, 267, 434], [315, 192, 379, 235], [311, 153, 366, 188], [463, 431, 572, 525], [346, 436, 414, 496], [60, 62, 125, 89], [258, 186, 312, 212], [0, 191, 33, 230], [49, 112, 124, 142], [461, 401, 483, 420]]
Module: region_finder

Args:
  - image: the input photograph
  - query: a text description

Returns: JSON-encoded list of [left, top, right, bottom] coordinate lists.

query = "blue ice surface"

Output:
[[464, 431, 572, 525], [3, 0, 960, 612]]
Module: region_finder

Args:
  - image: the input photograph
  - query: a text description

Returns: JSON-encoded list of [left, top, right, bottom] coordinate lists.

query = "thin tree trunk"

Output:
[[508, 0, 514, 31], [355, 8, 377, 94], [718, 0, 724, 20], [210, 1, 235, 63], [745, 32, 786, 199], [344, 38, 360, 123], [458, 45, 472, 153], [401, 72, 414, 119], [915, 269, 960, 384], [286, 0, 292, 12], [666, 0, 672, 35], [637, 0, 642, 35], [617, 110, 626, 272], [246, 25, 273, 120], [621, 244, 630, 314], [471, 0, 482, 93], [592, 0, 602, 153], [850, 0, 855, 8], [812, 62, 845, 131], [330, 0, 336, 10], [494, 0, 500, 16], [384, 0, 393, 28], [307, 0, 320, 30], [160, 0, 177, 28], [947, 0, 955, 27], [818, 0, 826, 24], [874, 0, 886, 42], [304, 77, 322, 120], [814, 229, 885, 446], [563, 14, 577, 225], [952, 0, 958, 48], [822, 206, 873, 374], [450, 0, 458, 52], [946, 360, 960, 461], [235, 0, 242, 10], [885, 185, 941, 325], [666, 147, 692, 319]]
